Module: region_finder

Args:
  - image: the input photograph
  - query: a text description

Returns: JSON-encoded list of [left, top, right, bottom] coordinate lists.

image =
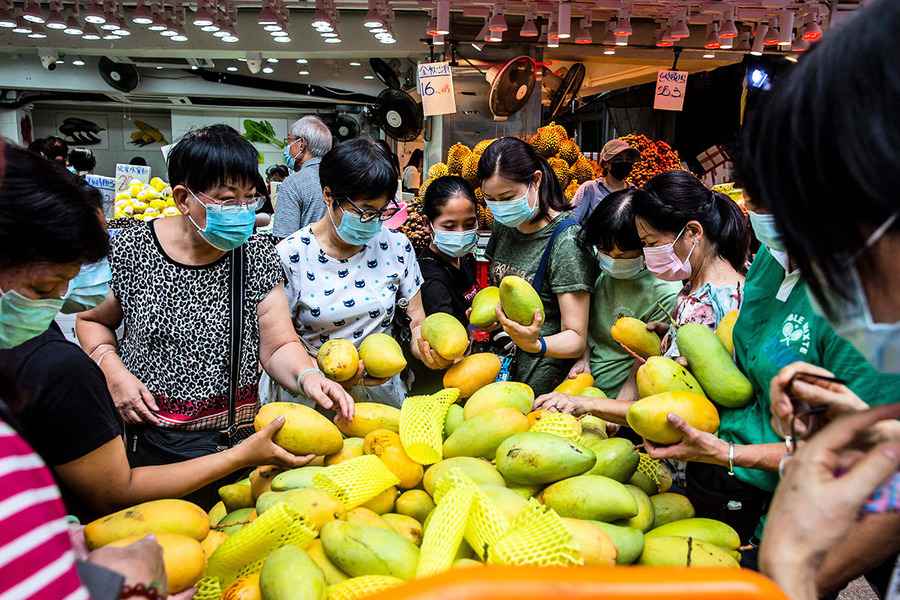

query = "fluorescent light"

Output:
[[226, 66, 237, 71], [324, 37, 340, 43], [320, 31, 337, 37], [72, 57, 85, 66], [349, 61, 360, 66], [257, 4, 278, 25], [22, 0, 46, 23], [82, 23, 101, 38], [102, 32, 120, 39], [262, 66, 274, 73], [379, 36, 395, 44], [46, 9, 67, 29], [63, 16, 83, 34], [191, 65, 198, 69], [12, 18, 32, 34], [263, 23, 282, 31], [296, 58, 308, 64], [201, 23, 219, 32], [785, 55, 798, 63], [0, 7, 15, 28], [370, 27, 386, 33], [267, 58, 279, 63], [212, 29, 228, 37], [703, 52, 716, 59], [132, 0, 152, 24], [615, 34, 628, 46], [222, 34, 240, 42], [171, 33, 188, 41], [155, 65, 163, 69], [273, 35, 291, 42], [298, 70, 310, 75], [363, 6, 383, 29], [603, 48, 615, 55], [363, 74, 374, 79], [113, 28, 131, 36]]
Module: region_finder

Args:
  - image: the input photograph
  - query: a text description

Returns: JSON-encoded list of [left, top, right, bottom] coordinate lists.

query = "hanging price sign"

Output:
[[654, 70, 688, 112], [417, 61, 457, 117]]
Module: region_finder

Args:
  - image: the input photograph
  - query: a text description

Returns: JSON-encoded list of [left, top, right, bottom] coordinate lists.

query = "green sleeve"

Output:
[[819, 324, 900, 406], [548, 226, 596, 295], [641, 282, 680, 324], [484, 221, 500, 263]]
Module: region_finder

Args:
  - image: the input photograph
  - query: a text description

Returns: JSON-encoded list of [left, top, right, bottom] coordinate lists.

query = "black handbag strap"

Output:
[[221, 244, 245, 447], [531, 217, 578, 294]]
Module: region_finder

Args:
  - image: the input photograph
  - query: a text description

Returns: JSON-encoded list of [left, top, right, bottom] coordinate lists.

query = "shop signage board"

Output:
[[654, 70, 688, 112], [417, 61, 457, 117], [85, 174, 116, 218], [115, 163, 152, 194]]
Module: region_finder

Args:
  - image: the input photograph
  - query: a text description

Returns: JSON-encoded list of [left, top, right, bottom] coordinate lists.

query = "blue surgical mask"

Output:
[[433, 227, 478, 258], [0, 288, 65, 349], [61, 258, 112, 314], [283, 142, 300, 171], [808, 213, 900, 373], [486, 185, 537, 228], [748, 211, 785, 252], [597, 252, 645, 280], [329, 205, 382, 246], [187, 191, 256, 251]]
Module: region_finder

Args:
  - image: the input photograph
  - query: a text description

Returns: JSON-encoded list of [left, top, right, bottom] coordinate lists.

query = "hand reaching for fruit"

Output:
[[234, 416, 318, 469]]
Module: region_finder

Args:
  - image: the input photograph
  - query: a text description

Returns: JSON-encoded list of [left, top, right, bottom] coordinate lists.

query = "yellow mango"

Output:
[[479, 484, 529, 521], [128, 182, 143, 197], [422, 312, 469, 360], [345, 507, 392, 530], [249, 465, 282, 502], [200, 530, 229, 562], [469, 286, 500, 328], [208, 501, 227, 527], [561, 518, 617, 566], [650, 493, 696, 529], [541, 475, 637, 522], [109, 533, 204, 593], [453, 558, 483, 569], [499, 276, 544, 326], [271, 466, 325, 492], [256, 488, 344, 529], [215, 508, 256, 536], [594, 522, 644, 565], [326, 576, 404, 600], [443, 407, 529, 459], [443, 353, 502, 398], [84, 499, 208, 549], [326, 437, 365, 466], [646, 518, 740, 550], [626, 391, 720, 445], [150, 176, 168, 192], [359, 333, 407, 379], [610, 316, 662, 359], [254, 402, 343, 456], [422, 457, 505, 496], [363, 429, 423, 489], [444, 404, 465, 439], [579, 387, 608, 399], [394, 490, 435, 524], [336, 403, 400, 438], [639, 536, 739, 568], [307, 539, 349, 585], [716, 310, 740, 356], [222, 573, 261, 600], [636, 356, 706, 398], [382, 513, 423, 546], [362, 486, 398, 515], [617, 484, 655, 532], [463, 381, 534, 420], [317, 339, 360, 382], [554, 373, 594, 395], [495, 432, 596, 486], [260, 545, 326, 600]]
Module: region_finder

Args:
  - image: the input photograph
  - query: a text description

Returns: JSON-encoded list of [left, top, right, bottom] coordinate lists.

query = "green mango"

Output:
[[495, 432, 596, 486], [639, 536, 739, 568], [646, 518, 741, 550], [320, 521, 419, 580], [479, 485, 529, 521], [260, 545, 325, 600], [540, 475, 637, 522], [507, 485, 541, 499], [650, 493, 695, 529], [443, 408, 529, 459], [271, 466, 326, 492], [582, 437, 639, 482], [636, 356, 706, 398], [443, 404, 465, 439], [593, 522, 645, 565], [423, 457, 505, 496], [499, 276, 544, 326], [676, 323, 754, 408], [469, 286, 500, 328], [615, 484, 655, 532], [216, 508, 256, 536]]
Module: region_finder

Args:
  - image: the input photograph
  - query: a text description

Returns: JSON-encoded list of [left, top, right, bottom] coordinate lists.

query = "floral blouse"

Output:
[[663, 282, 744, 357]]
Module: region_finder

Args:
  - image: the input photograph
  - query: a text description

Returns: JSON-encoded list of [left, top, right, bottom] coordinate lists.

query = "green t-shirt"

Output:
[[588, 271, 681, 396], [721, 246, 900, 493], [486, 213, 596, 395]]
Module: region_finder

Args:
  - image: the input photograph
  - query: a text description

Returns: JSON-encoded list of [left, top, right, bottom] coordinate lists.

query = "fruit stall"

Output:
[[78, 268, 773, 600]]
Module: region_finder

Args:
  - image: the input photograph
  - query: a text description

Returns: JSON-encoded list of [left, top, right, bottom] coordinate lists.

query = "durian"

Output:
[[473, 138, 496, 155], [557, 139, 581, 165], [447, 143, 471, 175], [427, 162, 450, 179], [571, 156, 595, 183], [549, 157, 572, 187]]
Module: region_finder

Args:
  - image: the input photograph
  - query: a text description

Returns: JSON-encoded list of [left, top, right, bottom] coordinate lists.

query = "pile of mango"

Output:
[[112, 176, 179, 221]]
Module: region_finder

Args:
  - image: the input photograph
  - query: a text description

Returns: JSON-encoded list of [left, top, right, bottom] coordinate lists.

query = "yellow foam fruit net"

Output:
[[636, 452, 662, 488], [400, 388, 460, 465], [416, 475, 475, 578], [327, 575, 405, 600], [205, 503, 317, 588], [313, 455, 400, 510], [193, 576, 223, 600], [487, 499, 583, 567], [529, 412, 583, 442]]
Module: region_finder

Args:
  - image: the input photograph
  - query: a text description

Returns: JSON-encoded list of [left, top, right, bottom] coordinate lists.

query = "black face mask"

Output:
[[608, 160, 634, 181]]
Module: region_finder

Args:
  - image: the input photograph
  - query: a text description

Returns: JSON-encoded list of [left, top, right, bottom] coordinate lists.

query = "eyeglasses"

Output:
[[189, 188, 266, 211], [338, 196, 400, 223]]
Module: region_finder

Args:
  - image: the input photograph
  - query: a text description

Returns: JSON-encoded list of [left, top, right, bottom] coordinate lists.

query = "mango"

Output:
[[423, 457, 505, 496], [676, 323, 753, 408], [271, 466, 325, 492], [219, 481, 254, 512], [345, 507, 391, 530], [422, 312, 469, 360], [395, 490, 435, 524], [306, 539, 349, 585], [260, 545, 326, 600], [216, 508, 257, 536], [443, 353, 502, 398], [499, 276, 544, 326], [382, 513, 423, 546], [579, 415, 609, 439], [554, 373, 594, 395], [326, 576, 404, 599], [223, 573, 261, 600], [594, 522, 645, 565], [443, 408, 529, 459], [256, 488, 344, 529], [610, 316, 661, 359], [508, 485, 541, 499], [336, 403, 400, 438], [363, 429, 423, 490], [639, 536, 739, 568], [469, 286, 500, 328], [617, 485, 655, 532], [317, 339, 360, 382], [480, 484, 529, 521], [326, 438, 365, 466], [444, 404, 465, 439], [209, 501, 228, 527], [541, 475, 637, 522], [250, 466, 282, 502], [496, 432, 595, 486], [716, 310, 740, 356], [84, 499, 209, 549], [646, 518, 740, 550], [561, 518, 617, 566], [201, 530, 229, 562], [582, 437, 638, 482], [629, 454, 673, 496], [362, 486, 398, 515], [359, 333, 407, 379], [463, 382, 535, 420], [636, 356, 706, 398], [255, 402, 344, 456], [579, 387, 608, 399], [650, 493, 695, 529], [321, 521, 420, 580], [109, 533, 205, 593], [453, 558, 483, 569], [626, 391, 720, 445]]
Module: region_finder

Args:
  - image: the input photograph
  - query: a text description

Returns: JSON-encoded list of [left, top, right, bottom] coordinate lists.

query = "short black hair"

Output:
[[406, 148, 423, 170], [44, 136, 69, 162], [69, 147, 96, 173], [167, 125, 260, 194], [129, 156, 148, 166], [319, 137, 398, 204], [477, 137, 570, 224], [423, 175, 476, 222], [265, 164, 289, 180], [583, 189, 643, 252], [0, 142, 108, 269], [637, 171, 749, 272], [740, 0, 900, 312], [376, 140, 401, 176]]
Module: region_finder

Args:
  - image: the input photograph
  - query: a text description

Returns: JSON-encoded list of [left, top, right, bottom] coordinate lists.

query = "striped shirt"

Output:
[[0, 420, 86, 600]]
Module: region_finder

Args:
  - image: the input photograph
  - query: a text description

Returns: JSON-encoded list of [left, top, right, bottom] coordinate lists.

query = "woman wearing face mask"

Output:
[[571, 139, 640, 224], [477, 137, 595, 396], [76, 125, 351, 507], [402, 148, 423, 193], [270, 138, 446, 409]]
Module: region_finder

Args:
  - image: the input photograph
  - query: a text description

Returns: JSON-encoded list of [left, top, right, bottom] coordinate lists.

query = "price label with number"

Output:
[[654, 70, 688, 112], [417, 61, 457, 117]]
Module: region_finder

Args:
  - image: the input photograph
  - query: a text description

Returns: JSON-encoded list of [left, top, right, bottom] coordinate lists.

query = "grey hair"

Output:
[[289, 115, 332, 158]]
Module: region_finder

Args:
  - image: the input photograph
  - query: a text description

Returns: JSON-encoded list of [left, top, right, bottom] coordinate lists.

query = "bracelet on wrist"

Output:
[[526, 336, 547, 357], [727, 442, 736, 476], [297, 367, 324, 389]]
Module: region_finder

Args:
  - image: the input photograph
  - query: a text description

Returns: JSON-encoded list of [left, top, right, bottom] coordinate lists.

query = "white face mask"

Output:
[[597, 252, 646, 280]]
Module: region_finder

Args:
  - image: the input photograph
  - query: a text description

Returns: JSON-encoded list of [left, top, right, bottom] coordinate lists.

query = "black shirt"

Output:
[[417, 246, 479, 326], [0, 322, 122, 519]]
